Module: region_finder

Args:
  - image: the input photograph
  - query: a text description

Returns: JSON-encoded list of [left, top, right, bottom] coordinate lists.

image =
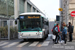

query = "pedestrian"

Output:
[[61, 22, 66, 40], [61, 22, 65, 31], [52, 23, 57, 35], [68, 22, 73, 42], [58, 32, 62, 43], [54, 23, 60, 44], [52, 23, 57, 43], [62, 23, 67, 44]]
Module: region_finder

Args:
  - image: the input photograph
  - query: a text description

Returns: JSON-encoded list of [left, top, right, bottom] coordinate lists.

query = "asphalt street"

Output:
[[0, 34, 75, 50]]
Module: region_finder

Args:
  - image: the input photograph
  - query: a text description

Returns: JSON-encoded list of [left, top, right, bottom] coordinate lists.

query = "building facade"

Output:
[[60, 0, 69, 24], [69, 0, 75, 24], [69, 0, 75, 39], [0, 0, 44, 26], [14, 0, 44, 19], [0, 0, 14, 26], [60, 0, 75, 39]]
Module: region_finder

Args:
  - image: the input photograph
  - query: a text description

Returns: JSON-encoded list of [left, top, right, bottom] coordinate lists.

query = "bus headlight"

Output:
[[20, 33, 23, 36], [38, 33, 42, 36], [39, 35, 42, 37], [42, 29, 45, 31]]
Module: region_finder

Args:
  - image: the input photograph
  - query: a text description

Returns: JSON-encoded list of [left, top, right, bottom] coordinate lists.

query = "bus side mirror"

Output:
[[15, 20, 17, 24], [15, 18, 19, 24]]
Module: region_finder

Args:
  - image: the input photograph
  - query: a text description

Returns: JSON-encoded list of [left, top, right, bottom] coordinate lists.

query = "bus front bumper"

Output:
[[18, 35, 43, 39]]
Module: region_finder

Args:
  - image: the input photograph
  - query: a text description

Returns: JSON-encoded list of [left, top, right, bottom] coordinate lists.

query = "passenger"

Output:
[[37, 22, 39, 26], [24, 26, 26, 29], [62, 23, 67, 44]]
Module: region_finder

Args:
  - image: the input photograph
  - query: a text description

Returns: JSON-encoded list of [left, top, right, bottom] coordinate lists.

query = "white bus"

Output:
[[16, 12, 49, 40]]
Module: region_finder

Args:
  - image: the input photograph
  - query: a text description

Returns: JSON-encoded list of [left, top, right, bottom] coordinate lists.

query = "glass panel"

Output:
[[0, 0, 7, 17], [3, 21, 7, 26], [8, 0, 14, 18], [0, 0, 14, 18], [19, 0, 24, 14], [19, 15, 42, 31], [33, 7, 35, 12], [27, 3, 31, 12]]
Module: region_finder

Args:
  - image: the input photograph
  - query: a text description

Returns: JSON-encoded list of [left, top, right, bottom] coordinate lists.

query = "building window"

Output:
[[0, 0, 14, 18], [0, 0, 7, 17], [65, 1, 67, 3], [27, 3, 31, 12], [37, 11, 39, 12], [8, 0, 14, 18], [33, 7, 35, 12], [19, 0, 24, 14]]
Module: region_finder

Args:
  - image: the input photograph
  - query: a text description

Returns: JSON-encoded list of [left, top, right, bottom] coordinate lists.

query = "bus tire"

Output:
[[48, 31, 49, 34], [40, 38, 44, 41], [23, 39, 26, 41]]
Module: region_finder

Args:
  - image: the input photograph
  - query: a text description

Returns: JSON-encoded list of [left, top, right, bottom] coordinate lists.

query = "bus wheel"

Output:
[[40, 38, 44, 42], [48, 31, 49, 34], [23, 39, 26, 41]]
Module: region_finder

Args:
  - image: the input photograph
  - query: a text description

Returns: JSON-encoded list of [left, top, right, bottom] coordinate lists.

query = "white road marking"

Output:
[[0, 41, 5, 44], [0, 42, 9, 46], [67, 42, 75, 45], [73, 40, 75, 41], [29, 42, 39, 46], [0, 41, 2, 43], [54, 44, 61, 45], [3, 42, 19, 48], [41, 41, 50, 46], [16, 42, 28, 47]]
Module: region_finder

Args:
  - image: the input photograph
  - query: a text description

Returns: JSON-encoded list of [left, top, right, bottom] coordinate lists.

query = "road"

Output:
[[0, 34, 75, 50]]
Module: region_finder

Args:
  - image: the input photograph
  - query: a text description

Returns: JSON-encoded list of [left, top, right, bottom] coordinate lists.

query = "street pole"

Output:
[[72, 17, 73, 25], [6, 0, 10, 40], [59, 11, 63, 31]]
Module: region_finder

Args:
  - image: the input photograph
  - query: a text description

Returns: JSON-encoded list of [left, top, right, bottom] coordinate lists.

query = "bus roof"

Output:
[[19, 12, 48, 21], [19, 12, 45, 17]]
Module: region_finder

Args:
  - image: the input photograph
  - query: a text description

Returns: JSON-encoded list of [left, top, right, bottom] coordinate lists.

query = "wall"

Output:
[[49, 21, 55, 34], [69, 0, 75, 39]]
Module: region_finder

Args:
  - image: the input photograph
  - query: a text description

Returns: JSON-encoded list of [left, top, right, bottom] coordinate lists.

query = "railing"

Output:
[[0, 20, 18, 40]]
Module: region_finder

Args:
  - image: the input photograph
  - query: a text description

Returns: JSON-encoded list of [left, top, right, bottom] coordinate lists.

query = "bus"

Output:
[[16, 12, 49, 40]]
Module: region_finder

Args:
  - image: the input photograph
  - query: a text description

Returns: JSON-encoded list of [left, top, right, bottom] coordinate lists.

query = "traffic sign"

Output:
[[71, 11, 75, 17], [58, 8, 63, 11]]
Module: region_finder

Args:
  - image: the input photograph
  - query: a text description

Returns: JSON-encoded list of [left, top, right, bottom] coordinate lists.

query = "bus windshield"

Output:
[[19, 15, 42, 31]]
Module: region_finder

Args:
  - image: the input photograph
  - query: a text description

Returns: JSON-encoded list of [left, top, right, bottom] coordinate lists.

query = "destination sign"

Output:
[[28, 16, 40, 19], [19, 15, 40, 19]]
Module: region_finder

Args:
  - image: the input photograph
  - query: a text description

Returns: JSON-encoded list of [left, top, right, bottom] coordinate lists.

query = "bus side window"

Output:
[[42, 17, 44, 27], [44, 21, 46, 25], [42, 18, 44, 24], [15, 18, 19, 24], [46, 22, 49, 26]]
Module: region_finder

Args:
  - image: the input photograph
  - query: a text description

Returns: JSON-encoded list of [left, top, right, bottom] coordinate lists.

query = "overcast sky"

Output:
[[30, 0, 60, 19]]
